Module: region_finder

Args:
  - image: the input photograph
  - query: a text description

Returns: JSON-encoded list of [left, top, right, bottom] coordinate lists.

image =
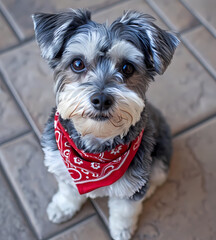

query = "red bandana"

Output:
[[54, 112, 144, 194]]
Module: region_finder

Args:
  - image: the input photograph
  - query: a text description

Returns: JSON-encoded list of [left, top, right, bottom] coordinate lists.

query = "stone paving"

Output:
[[0, 0, 215, 239]]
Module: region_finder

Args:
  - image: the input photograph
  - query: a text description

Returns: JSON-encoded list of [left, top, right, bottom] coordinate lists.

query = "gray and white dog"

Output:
[[32, 9, 179, 240]]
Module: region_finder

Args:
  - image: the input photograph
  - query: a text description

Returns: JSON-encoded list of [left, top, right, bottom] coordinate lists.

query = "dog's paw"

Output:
[[110, 226, 135, 240], [47, 200, 78, 224], [109, 198, 142, 240], [109, 214, 137, 240]]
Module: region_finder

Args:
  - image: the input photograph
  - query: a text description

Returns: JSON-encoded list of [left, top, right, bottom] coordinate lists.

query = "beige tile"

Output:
[[150, 0, 199, 32], [93, 0, 167, 29], [0, 77, 30, 144], [0, 13, 18, 50], [182, 26, 216, 70], [1, 0, 120, 38], [182, 0, 216, 32], [93, 118, 216, 240], [51, 215, 110, 240], [147, 43, 216, 134], [0, 41, 54, 133], [0, 171, 35, 240], [0, 133, 95, 239]]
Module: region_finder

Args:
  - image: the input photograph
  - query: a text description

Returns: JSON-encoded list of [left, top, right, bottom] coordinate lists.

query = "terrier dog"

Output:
[[32, 9, 179, 240]]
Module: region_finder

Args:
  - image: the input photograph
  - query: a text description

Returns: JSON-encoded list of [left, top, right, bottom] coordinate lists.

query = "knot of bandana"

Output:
[[54, 111, 144, 194]]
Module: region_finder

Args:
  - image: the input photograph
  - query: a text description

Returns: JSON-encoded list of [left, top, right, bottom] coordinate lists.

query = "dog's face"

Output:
[[33, 9, 179, 140]]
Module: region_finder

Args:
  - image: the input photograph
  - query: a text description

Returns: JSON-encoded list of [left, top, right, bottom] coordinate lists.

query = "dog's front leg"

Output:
[[47, 180, 87, 223], [108, 197, 143, 240]]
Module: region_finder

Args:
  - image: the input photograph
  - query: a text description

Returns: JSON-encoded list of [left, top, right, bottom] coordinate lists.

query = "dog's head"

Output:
[[32, 9, 179, 140]]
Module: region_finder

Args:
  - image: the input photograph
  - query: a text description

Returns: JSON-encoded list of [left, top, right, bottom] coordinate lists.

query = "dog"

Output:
[[32, 9, 179, 240]]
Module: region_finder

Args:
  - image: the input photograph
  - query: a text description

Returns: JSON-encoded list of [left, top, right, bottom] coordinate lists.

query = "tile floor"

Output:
[[0, 0, 215, 239]]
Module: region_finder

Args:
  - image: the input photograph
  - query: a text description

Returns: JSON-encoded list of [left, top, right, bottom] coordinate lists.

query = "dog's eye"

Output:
[[122, 63, 134, 76], [71, 59, 86, 73]]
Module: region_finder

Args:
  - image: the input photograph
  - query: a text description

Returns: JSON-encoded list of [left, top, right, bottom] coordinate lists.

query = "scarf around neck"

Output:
[[54, 111, 144, 194]]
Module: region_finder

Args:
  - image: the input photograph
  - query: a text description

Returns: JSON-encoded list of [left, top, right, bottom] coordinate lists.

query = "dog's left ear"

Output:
[[111, 11, 180, 75], [32, 9, 91, 68]]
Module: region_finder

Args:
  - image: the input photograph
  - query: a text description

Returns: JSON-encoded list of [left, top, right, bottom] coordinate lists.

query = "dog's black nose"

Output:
[[90, 93, 114, 111]]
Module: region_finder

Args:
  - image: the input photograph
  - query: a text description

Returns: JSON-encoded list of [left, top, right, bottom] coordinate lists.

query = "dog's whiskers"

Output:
[[69, 100, 82, 118], [81, 109, 88, 119], [120, 109, 133, 125], [109, 118, 124, 128]]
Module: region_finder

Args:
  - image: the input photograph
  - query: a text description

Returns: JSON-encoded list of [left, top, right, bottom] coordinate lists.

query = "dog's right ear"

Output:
[[32, 9, 91, 68]]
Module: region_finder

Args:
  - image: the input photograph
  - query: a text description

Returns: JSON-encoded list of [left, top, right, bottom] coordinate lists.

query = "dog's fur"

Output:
[[32, 9, 179, 240]]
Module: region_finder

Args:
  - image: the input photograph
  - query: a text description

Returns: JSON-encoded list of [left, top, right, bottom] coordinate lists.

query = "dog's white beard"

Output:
[[57, 83, 144, 139]]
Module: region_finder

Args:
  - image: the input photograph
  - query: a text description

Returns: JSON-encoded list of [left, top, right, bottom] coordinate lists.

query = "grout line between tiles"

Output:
[[145, 0, 216, 81], [0, 36, 35, 55], [179, 22, 201, 35], [145, 0, 178, 32], [0, 160, 39, 240], [173, 113, 216, 139], [0, 6, 19, 43], [179, 0, 216, 38], [0, 130, 32, 147], [0, 1, 25, 41], [180, 37, 216, 80], [0, 69, 42, 143], [44, 213, 96, 240], [92, 0, 131, 14], [90, 199, 112, 239]]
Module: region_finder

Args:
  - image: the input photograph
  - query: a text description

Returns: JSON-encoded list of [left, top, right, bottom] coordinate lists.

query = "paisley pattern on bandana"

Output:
[[54, 112, 144, 194]]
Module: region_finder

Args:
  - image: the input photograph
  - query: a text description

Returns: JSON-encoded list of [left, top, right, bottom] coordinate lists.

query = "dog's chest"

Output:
[[43, 146, 147, 199]]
